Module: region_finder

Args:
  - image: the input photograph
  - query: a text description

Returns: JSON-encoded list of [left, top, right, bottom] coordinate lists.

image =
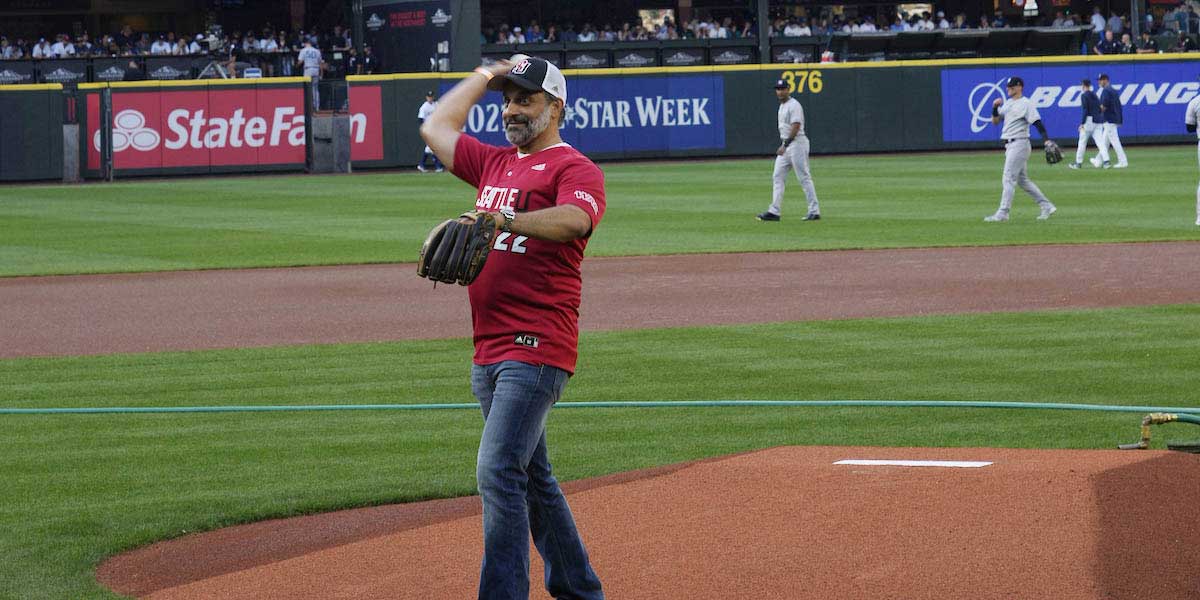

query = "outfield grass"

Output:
[[3, 306, 1200, 599], [1, 147, 1198, 277]]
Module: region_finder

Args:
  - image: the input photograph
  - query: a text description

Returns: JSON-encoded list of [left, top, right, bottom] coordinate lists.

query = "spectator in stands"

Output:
[[1137, 29, 1161, 53], [31, 38, 49, 58], [561, 23, 578, 42], [527, 22, 545, 43], [1108, 11, 1124, 35], [1051, 11, 1067, 27], [1119, 32, 1137, 53], [150, 34, 171, 54], [953, 13, 968, 29], [577, 23, 596, 42], [783, 18, 805, 36], [259, 32, 278, 53], [50, 34, 76, 57], [1094, 29, 1119, 54], [135, 33, 152, 55], [937, 11, 951, 28], [889, 15, 905, 31], [978, 15, 991, 29], [243, 32, 259, 52], [992, 11, 1007, 28], [75, 33, 95, 55], [187, 34, 203, 54], [737, 19, 756, 37], [113, 25, 134, 50], [331, 25, 351, 51], [510, 26, 527, 43], [544, 24, 559, 42], [1173, 30, 1198, 51], [861, 16, 878, 31], [362, 45, 378, 74], [1090, 7, 1107, 33]]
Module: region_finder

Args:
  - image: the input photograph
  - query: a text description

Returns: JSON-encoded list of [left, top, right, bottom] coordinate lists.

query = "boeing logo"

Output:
[[967, 79, 1008, 133], [967, 79, 1200, 133]]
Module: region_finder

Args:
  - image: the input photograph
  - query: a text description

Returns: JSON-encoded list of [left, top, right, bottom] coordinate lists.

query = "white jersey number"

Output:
[[493, 232, 528, 254]]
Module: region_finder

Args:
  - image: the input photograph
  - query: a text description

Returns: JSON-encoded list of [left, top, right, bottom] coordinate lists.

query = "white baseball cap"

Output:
[[487, 56, 567, 103]]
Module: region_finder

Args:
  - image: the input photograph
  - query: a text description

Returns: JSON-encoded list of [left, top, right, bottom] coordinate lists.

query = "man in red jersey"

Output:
[[420, 56, 605, 600]]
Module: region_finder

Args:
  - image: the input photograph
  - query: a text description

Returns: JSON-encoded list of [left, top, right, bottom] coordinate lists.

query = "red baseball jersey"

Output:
[[450, 134, 606, 373]]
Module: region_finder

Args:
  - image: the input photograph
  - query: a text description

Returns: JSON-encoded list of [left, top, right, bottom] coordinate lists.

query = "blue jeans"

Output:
[[471, 361, 604, 600]]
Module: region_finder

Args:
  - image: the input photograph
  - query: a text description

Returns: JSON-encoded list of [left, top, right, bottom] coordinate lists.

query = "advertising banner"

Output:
[[348, 84, 384, 162], [93, 58, 142, 82], [941, 61, 1199, 142], [0, 61, 36, 85], [364, 0, 453, 74], [437, 74, 726, 155], [38, 59, 88, 85], [85, 86, 308, 172]]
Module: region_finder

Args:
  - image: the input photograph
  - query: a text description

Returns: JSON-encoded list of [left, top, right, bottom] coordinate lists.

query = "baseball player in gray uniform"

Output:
[[757, 78, 820, 222], [1185, 90, 1200, 226], [297, 38, 322, 110], [984, 76, 1057, 222]]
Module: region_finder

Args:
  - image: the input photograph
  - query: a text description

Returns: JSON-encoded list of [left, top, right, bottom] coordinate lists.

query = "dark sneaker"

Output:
[[756, 211, 780, 222], [803, 213, 821, 221]]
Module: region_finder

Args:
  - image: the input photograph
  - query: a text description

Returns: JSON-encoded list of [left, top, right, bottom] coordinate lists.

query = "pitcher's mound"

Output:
[[101, 446, 1199, 599]]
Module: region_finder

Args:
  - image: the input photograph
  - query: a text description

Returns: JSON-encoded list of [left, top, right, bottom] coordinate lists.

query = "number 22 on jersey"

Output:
[[494, 232, 527, 254]]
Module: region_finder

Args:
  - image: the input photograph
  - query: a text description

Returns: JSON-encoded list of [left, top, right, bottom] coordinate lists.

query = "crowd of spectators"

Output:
[[482, 2, 1200, 47], [482, 16, 756, 45], [0, 24, 350, 59], [0, 23, 382, 77]]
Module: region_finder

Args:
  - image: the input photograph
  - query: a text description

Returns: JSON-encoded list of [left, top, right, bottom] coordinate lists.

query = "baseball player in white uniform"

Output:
[[757, 78, 820, 222], [416, 91, 443, 172], [985, 76, 1057, 222], [1185, 90, 1200, 226], [297, 39, 322, 110]]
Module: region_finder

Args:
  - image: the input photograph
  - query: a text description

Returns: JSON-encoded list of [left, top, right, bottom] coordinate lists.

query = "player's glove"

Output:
[[417, 211, 497, 286], [1044, 140, 1063, 165]]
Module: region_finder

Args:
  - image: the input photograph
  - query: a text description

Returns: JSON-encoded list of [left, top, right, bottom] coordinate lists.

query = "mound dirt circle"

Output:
[[99, 446, 1200, 599]]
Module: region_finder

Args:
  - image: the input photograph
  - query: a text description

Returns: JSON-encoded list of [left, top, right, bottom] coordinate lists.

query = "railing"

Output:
[[0, 50, 357, 86]]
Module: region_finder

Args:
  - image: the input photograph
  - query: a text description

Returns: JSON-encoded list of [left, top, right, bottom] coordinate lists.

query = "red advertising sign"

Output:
[[349, 84, 383, 162], [87, 86, 307, 171]]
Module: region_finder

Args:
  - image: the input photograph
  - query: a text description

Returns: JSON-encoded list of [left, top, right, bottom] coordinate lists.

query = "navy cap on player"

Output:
[[1006, 76, 1024, 88], [773, 79, 788, 89], [487, 56, 568, 103], [1098, 73, 1110, 81]]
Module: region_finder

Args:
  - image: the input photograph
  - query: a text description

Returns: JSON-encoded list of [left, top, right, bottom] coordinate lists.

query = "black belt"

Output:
[[1004, 138, 1029, 144]]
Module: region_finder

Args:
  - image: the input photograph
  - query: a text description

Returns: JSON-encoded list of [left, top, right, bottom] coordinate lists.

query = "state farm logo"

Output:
[[94, 107, 308, 152], [431, 8, 452, 26], [93, 109, 160, 152], [366, 13, 385, 31]]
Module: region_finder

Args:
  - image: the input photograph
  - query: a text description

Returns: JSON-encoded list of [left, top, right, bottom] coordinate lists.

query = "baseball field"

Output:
[[3, 147, 1200, 598]]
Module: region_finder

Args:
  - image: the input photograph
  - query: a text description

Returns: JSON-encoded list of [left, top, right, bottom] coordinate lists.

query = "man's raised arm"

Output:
[[419, 61, 512, 172]]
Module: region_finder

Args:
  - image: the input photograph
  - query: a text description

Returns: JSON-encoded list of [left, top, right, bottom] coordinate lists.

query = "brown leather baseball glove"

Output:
[[417, 211, 497, 286]]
